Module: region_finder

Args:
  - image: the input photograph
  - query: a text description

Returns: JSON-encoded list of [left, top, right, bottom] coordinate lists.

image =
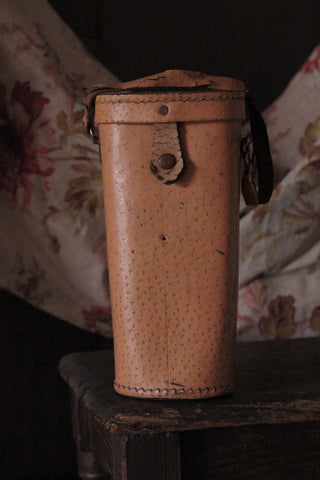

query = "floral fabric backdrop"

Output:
[[1, 0, 320, 341], [238, 45, 320, 340], [0, 0, 117, 336]]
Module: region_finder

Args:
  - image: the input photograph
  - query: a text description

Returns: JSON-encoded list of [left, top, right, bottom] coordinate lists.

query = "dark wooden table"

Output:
[[59, 337, 320, 480]]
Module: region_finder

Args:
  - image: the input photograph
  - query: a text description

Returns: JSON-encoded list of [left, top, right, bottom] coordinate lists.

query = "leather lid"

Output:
[[86, 69, 245, 94], [94, 91, 246, 125], [83, 70, 246, 140]]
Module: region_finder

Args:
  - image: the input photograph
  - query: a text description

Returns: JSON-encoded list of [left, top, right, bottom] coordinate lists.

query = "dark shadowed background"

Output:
[[50, 0, 320, 110]]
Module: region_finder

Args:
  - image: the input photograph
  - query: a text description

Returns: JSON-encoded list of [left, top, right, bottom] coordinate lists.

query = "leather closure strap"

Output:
[[150, 123, 184, 184]]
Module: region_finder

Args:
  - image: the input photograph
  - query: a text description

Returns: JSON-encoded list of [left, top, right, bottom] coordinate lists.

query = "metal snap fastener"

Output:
[[158, 153, 176, 170], [158, 105, 169, 115]]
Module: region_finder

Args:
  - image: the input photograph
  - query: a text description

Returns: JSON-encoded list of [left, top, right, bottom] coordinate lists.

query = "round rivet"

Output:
[[158, 105, 169, 115], [158, 153, 176, 169]]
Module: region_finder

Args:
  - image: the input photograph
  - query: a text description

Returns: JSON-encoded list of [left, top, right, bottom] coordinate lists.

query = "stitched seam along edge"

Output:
[[96, 95, 244, 105], [114, 381, 233, 394]]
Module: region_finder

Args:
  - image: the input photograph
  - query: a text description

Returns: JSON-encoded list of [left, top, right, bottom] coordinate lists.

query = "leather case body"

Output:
[[91, 71, 246, 399]]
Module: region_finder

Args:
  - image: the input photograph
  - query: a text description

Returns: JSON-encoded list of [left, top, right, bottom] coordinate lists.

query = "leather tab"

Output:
[[241, 95, 274, 205], [241, 133, 259, 205], [150, 123, 184, 184]]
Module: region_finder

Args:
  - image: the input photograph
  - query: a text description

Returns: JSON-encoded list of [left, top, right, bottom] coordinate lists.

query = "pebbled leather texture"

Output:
[[94, 71, 246, 399]]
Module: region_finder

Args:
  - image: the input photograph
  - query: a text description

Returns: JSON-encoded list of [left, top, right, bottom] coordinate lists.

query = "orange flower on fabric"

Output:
[[299, 115, 320, 162], [259, 295, 296, 339], [309, 306, 320, 331], [64, 169, 104, 219]]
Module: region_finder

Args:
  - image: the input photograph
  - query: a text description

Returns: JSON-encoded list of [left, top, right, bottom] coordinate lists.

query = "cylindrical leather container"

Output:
[[87, 71, 247, 399]]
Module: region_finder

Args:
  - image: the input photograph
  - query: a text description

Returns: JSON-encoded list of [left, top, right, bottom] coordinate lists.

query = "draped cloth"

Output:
[[1, 0, 320, 340], [0, 0, 117, 335], [238, 46, 320, 340]]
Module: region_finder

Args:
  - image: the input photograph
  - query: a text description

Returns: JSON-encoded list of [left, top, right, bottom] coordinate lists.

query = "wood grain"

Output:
[[59, 338, 320, 479], [59, 338, 320, 435]]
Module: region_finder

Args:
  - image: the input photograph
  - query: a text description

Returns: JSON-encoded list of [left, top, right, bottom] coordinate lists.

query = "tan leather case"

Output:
[[90, 71, 247, 399]]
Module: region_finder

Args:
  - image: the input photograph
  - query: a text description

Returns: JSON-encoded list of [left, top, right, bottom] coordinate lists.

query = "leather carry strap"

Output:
[[241, 95, 274, 205]]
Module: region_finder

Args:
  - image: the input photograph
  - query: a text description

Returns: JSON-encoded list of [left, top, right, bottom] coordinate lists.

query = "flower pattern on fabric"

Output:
[[237, 280, 267, 340], [301, 45, 320, 73], [240, 156, 320, 290], [0, 3, 117, 336], [83, 305, 112, 336], [259, 295, 296, 339], [1, 1, 320, 340], [41, 205, 62, 254], [64, 165, 104, 220], [56, 109, 84, 149], [309, 306, 320, 332], [239, 280, 267, 317], [10, 254, 51, 306], [279, 161, 320, 239], [0, 81, 54, 210], [300, 115, 320, 161]]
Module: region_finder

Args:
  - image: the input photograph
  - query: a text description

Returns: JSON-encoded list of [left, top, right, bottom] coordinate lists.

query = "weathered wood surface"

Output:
[[59, 337, 320, 436], [180, 421, 320, 480]]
